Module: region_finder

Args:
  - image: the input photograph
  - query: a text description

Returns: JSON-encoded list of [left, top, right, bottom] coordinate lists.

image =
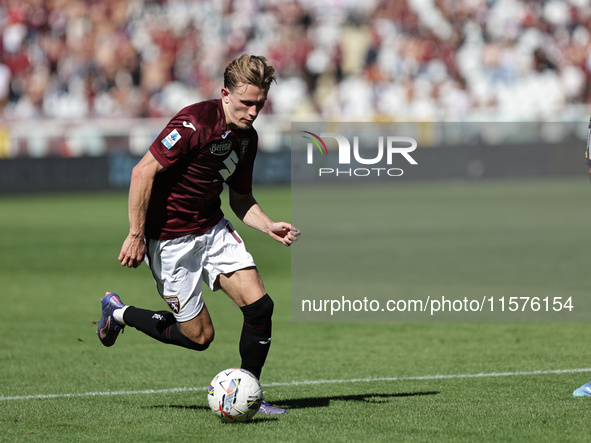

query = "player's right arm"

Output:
[[118, 151, 164, 268]]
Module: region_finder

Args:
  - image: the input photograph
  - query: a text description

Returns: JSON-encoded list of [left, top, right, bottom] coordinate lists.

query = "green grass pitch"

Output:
[[2, 178, 591, 442]]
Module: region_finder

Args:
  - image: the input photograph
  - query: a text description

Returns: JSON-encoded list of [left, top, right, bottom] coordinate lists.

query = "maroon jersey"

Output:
[[145, 99, 257, 240]]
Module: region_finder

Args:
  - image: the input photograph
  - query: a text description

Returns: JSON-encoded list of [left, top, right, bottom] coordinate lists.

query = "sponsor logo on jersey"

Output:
[[162, 129, 181, 150], [164, 296, 180, 314], [210, 140, 232, 156]]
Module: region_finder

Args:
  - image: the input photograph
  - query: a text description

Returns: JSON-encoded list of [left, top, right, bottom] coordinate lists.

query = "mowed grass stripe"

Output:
[[3, 367, 591, 401]]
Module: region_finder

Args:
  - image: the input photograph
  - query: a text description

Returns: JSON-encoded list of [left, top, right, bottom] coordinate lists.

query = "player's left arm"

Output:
[[229, 189, 300, 246]]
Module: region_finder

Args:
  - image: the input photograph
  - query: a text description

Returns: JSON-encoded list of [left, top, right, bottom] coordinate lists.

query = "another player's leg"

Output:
[[573, 382, 591, 396]]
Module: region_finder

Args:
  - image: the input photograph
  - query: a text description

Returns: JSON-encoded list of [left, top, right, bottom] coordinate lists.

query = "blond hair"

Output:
[[224, 55, 276, 93]]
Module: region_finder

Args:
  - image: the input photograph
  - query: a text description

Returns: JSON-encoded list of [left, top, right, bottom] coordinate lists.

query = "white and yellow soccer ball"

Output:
[[207, 368, 263, 422]]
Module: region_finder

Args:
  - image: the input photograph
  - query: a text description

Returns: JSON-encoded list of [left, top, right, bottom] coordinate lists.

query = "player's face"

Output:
[[222, 83, 267, 130]]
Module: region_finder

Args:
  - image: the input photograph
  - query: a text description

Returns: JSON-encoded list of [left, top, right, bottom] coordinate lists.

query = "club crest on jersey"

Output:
[[210, 141, 232, 156], [162, 129, 181, 150], [164, 296, 180, 314]]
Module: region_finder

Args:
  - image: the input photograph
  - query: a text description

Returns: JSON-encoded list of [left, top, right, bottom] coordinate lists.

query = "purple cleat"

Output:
[[258, 400, 287, 415], [97, 292, 126, 347]]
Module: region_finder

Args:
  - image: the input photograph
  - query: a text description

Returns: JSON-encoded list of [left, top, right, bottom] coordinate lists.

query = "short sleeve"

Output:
[[149, 114, 203, 168]]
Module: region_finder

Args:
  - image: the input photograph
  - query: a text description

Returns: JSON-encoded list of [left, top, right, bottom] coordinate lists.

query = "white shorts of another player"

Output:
[[146, 218, 256, 322]]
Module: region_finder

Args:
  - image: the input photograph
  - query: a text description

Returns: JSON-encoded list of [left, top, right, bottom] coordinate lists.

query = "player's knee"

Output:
[[200, 326, 215, 348], [180, 324, 214, 351], [193, 337, 213, 351], [241, 294, 274, 324], [193, 326, 214, 346], [257, 294, 274, 322]]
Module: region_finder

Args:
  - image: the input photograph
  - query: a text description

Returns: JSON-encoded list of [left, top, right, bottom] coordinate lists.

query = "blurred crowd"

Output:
[[1, 0, 591, 121]]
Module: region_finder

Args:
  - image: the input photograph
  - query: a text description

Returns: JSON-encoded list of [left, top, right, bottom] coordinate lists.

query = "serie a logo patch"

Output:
[[162, 129, 181, 150]]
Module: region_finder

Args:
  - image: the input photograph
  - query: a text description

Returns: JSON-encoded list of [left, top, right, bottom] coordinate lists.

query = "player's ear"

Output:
[[221, 87, 231, 103]]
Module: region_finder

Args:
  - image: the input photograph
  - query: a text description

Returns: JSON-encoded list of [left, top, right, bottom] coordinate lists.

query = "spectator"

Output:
[[1, 0, 590, 122]]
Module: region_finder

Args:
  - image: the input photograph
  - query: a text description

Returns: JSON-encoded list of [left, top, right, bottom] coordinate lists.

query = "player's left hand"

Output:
[[268, 222, 300, 246]]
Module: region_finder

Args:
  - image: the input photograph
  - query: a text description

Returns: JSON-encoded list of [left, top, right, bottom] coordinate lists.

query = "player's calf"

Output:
[[122, 306, 213, 351], [239, 293, 274, 380]]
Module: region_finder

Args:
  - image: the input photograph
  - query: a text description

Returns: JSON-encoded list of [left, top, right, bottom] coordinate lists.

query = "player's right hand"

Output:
[[118, 234, 146, 268]]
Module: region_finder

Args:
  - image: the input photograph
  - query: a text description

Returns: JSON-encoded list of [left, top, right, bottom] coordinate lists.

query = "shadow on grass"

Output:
[[150, 390, 438, 414], [273, 391, 439, 409]]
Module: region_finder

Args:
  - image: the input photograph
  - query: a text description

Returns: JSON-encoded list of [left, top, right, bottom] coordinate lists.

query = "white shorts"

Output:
[[146, 218, 256, 322]]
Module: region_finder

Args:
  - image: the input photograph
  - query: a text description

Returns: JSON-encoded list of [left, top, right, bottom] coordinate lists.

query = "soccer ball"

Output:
[[207, 368, 263, 422]]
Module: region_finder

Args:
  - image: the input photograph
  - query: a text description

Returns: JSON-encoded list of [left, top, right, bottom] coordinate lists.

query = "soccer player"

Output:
[[586, 117, 591, 183], [585, 135, 591, 182], [96, 54, 299, 414], [575, 119, 591, 396]]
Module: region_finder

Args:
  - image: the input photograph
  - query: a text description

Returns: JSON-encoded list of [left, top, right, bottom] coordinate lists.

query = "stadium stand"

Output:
[[1, 0, 591, 123]]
